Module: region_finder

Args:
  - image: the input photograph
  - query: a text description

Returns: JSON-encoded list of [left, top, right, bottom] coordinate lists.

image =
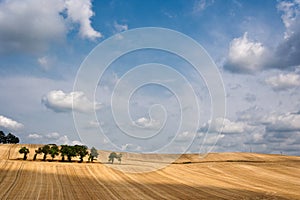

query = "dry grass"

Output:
[[0, 144, 300, 199]]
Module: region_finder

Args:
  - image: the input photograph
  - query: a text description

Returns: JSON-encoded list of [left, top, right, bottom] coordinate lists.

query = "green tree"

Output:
[[41, 145, 50, 161], [6, 133, 19, 144], [88, 147, 98, 162], [66, 145, 77, 162], [33, 147, 42, 161], [117, 153, 122, 164], [108, 152, 117, 164], [49, 145, 59, 160], [75, 145, 88, 163], [60, 145, 68, 162], [0, 131, 6, 143], [19, 147, 29, 160]]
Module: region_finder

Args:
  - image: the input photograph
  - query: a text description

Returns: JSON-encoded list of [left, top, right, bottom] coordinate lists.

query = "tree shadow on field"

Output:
[[0, 161, 295, 200]]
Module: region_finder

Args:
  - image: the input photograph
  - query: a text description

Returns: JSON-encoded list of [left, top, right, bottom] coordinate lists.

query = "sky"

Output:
[[0, 0, 300, 155]]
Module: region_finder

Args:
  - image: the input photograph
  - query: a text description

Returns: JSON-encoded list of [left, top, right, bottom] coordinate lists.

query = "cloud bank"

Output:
[[0, 0, 100, 54], [27, 132, 83, 145]]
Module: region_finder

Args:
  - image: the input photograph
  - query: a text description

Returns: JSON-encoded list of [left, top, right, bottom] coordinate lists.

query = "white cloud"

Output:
[[198, 132, 225, 145], [0, 0, 66, 53], [27, 132, 83, 145], [274, 0, 300, 70], [114, 21, 128, 32], [133, 117, 161, 129], [277, 0, 300, 39], [225, 32, 269, 73], [175, 131, 196, 142], [266, 73, 300, 90], [64, 0, 101, 40], [0, 0, 100, 53], [0, 115, 23, 130], [263, 112, 300, 132], [28, 133, 43, 139], [37, 56, 53, 71], [56, 135, 83, 145], [42, 90, 102, 113], [201, 118, 250, 134], [45, 132, 60, 139], [121, 143, 142, 152], [224, 2, 300, 73]]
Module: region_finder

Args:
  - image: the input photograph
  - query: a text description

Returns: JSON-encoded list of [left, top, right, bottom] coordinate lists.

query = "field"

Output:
[[0, 144, 300, 199]]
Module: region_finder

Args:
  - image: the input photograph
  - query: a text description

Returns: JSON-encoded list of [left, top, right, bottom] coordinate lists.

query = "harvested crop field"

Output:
[[0, 144, 300, 199]]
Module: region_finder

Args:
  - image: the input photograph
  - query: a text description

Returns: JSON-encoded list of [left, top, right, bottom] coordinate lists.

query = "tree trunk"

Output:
[[23, 153, 27, 160], [67, 155, 72, 162], [43, 154, 47, 161]]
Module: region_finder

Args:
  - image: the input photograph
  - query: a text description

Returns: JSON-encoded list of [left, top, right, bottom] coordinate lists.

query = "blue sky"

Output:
[[0, 0, 300, 155]]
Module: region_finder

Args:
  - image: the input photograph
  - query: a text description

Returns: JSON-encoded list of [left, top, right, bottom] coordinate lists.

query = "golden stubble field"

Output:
[[0, 144, 299, 199]]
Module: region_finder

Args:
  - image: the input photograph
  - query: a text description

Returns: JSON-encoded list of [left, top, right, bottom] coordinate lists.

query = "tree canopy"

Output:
[[88, 147, 99, 162], [0, 131, 19, 144], [19, 146, 29, 160], [108, 152, 122, 164]]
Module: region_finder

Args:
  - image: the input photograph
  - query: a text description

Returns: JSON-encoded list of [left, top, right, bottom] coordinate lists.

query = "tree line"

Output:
[[0, 131, 19, 144], [19, 144, 122, 164]]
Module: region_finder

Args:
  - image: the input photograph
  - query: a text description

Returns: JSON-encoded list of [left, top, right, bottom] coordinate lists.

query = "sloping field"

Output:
[[0, 144, 300, 199]]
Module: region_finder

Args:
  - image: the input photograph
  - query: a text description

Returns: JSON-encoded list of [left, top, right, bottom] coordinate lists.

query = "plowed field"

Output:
[[0, 144, 299, 199]]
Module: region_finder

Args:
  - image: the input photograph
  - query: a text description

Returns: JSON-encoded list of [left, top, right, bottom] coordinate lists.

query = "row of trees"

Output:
[[19, 145, 123, 164], [19, 144, 99, 163], [0, 131, 19, 144]]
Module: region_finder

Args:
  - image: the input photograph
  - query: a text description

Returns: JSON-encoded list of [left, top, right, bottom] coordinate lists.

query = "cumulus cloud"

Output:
[[42, 90, 102, 113], [200, 118, 251, 134], [0, 115, 23, 130], [266, 73, 300, 90], [275, 0, 300, 68], [224, 0, 300, 73], [64, 0, 101, 40], [133, 117, 161, 129], [262, 112, 300, 132], [0, 0, 100, 54], [277, 0, 300, 39], [0, 0, 66, 53], [224, 32, 269, 73]]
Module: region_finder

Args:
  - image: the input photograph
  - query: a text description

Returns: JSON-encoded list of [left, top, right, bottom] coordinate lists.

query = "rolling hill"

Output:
[[0, 144, 299, 199]]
